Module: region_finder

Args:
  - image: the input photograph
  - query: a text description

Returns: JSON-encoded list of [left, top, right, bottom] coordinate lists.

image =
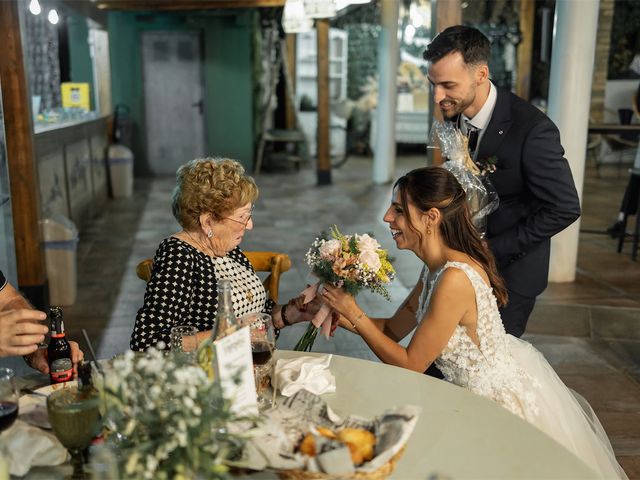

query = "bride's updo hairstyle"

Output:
[[172, 157, 258, 231], [394, 167, 508, 306]]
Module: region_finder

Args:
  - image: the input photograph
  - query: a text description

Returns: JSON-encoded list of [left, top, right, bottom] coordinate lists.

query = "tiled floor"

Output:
[[60, 155, 639, 478]]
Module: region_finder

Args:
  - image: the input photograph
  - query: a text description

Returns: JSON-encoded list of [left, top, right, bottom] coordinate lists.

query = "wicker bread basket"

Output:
[[276, 446, 406, 480]]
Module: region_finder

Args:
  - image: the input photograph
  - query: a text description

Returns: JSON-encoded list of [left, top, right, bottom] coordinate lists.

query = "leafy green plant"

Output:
[[98, 348, 255, 479]]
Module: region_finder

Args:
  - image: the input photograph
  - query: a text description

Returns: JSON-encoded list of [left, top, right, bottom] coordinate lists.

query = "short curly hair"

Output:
[[171, 158, 259, 231]]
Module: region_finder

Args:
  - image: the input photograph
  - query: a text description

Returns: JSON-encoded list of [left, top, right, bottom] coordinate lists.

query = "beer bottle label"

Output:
[[50, 358, 73, 383]]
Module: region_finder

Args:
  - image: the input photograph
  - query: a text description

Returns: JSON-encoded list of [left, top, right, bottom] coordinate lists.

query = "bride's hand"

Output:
[[321, 284, 360, 320], [333, 312, 351, 332]]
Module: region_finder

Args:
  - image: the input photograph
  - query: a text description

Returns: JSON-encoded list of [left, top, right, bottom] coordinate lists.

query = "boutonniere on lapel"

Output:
[[475, 155, 498, 176]]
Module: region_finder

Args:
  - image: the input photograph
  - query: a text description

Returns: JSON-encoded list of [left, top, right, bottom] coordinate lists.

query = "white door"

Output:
[[142, 31, 205, 175], [90, 28, 112, 115]]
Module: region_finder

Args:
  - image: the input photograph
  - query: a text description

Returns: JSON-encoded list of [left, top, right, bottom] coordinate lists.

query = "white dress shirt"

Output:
[[460, 82, 497, 158]]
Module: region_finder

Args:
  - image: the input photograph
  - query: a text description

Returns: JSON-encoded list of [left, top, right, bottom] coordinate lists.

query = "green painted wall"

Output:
[[108, 11, 255, 176], [201, 14, 254, 169], [108, 12, 147, 175], [65, 9, 96, 111]]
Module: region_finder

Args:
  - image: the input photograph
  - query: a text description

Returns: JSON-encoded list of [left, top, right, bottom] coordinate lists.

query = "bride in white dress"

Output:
[[322, 167, 627, 479]]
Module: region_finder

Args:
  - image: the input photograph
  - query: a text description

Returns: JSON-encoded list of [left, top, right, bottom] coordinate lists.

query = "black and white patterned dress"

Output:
[[130, 237, 274, 351]]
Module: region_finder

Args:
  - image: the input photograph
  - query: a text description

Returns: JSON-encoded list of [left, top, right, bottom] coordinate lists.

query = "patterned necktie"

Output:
[[467, 125, 479, 157]]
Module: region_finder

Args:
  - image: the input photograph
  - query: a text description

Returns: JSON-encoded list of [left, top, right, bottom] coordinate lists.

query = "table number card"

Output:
[[214, 326, 258, 415]]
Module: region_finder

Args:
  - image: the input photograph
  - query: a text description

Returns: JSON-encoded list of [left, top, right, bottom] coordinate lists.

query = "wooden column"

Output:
[[0, 1, 47, 304], [429, 0, 461, 166], [316, 18, 331, 185], [435, 0, 461, 28], [516, 0, 534, 100], [284, 33, 297, 131], [590, 0, 615, 123]]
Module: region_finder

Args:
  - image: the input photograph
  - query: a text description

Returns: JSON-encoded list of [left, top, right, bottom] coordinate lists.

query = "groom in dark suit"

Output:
[[424, 26, 581, 337]]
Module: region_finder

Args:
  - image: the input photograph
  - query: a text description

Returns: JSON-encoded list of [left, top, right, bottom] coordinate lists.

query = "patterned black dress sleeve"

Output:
[[131, 238, 201, 351]]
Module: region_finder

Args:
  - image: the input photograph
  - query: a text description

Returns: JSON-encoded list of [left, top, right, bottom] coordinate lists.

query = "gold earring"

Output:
[[426, 227, 432, 235]]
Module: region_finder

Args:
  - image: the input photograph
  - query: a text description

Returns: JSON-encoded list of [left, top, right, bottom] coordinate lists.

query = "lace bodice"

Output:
[[418, 261, 539, 421]]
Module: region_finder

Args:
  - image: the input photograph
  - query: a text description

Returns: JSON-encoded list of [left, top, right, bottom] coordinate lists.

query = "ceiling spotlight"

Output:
[[28, 0, 41, 15], [47, 9, 59, 25]]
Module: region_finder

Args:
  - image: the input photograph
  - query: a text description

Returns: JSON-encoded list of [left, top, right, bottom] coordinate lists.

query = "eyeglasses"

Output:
[[223, 204, 255, 227]]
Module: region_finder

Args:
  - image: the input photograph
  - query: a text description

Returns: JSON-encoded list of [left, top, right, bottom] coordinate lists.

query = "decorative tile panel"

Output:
[[38, 151, 70, 218], [64, 139, 93, 224], [90, 132, 108, 203]]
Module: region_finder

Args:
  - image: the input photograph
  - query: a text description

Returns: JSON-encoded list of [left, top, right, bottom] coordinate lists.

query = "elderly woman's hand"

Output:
[[288, 294, 324, 323]]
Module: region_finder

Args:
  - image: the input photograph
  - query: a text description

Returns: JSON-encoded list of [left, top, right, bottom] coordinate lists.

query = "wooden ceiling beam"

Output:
[[93, 0, 285, 10], [61, 0, 108, 27]]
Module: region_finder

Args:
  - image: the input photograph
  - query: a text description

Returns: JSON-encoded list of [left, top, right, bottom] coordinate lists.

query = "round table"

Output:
[[273, 351, 598, 479], [14, 352, 599, 479]]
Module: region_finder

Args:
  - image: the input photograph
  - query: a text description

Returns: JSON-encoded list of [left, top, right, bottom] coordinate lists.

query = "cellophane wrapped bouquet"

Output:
[[98, 347, 254, 480], [294, 226, 395, 352], [431, 120, 499, 234]]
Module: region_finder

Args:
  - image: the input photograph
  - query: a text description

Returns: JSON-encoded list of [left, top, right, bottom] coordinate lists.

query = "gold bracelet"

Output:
[[351, 311, 365, 329]]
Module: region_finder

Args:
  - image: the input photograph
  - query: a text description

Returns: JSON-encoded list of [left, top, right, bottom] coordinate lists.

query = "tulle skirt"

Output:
[[507, 335, 628, 479]]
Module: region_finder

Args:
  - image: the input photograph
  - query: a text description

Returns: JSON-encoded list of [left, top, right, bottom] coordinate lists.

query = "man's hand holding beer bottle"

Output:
[[0, 270, 83, 377]]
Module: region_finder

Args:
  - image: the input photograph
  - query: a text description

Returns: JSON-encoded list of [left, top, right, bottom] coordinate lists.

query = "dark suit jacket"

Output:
[[475, 88, 581, 298]]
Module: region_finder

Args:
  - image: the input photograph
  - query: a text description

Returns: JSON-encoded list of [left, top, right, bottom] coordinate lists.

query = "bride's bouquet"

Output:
[[294, 226, 395, 352]]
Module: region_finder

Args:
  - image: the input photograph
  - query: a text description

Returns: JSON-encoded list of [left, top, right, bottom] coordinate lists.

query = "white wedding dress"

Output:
[[417, 261, 627, 479]]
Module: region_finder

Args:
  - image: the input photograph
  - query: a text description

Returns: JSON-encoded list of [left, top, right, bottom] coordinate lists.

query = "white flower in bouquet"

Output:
[[355, 233, 381, 255], [359, 249, 382, 272], [318, 238, 341, 258]]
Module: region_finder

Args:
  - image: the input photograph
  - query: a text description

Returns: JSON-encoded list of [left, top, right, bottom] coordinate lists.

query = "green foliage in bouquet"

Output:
[[98, 348, 256, 480]]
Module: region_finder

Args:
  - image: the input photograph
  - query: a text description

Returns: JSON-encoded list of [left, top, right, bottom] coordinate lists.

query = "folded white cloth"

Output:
[[275, 354, 336, 397], [2, 419, 68, 476]]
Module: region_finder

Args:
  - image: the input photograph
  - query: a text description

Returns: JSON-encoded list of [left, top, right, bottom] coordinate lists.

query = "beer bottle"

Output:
[[47, 307, 73, 384]]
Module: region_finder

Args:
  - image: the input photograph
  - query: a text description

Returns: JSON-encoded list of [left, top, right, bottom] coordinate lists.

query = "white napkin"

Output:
[[2, 419, 68, 476], [275, 354, 336, 397]]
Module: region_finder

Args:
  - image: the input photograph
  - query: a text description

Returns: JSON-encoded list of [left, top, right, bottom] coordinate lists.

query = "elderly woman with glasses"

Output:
[[131, 157, 309, 351]]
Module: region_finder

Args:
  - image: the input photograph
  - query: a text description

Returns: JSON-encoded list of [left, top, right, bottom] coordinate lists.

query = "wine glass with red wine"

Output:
[[0, 368, 19, 433], [240, 313, 276, 409]]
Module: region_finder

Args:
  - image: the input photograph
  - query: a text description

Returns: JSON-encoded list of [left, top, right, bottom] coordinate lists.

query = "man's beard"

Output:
[[439, 94, 474, 120]]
